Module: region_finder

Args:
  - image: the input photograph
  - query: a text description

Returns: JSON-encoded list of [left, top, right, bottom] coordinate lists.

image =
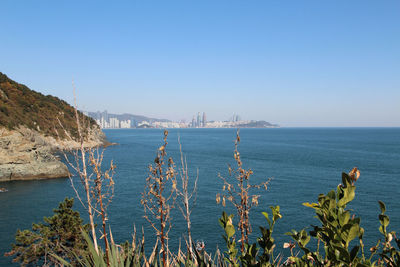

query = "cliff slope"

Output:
[[0, 73, 106, 181]]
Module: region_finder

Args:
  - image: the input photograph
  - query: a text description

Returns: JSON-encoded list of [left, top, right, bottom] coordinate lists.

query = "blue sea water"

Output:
[[0, 128, 399, 265]]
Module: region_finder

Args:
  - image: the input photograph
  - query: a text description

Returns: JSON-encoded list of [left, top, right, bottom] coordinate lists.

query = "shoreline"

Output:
[[0, 126, 108, 183]]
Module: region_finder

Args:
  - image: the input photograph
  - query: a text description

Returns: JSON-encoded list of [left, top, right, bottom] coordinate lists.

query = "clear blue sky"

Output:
[[1, 1, 399, 126]]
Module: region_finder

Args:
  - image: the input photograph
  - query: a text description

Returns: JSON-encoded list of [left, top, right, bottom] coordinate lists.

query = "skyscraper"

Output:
[[191, 116, 196, 128], [197, 112, 201, 128], [202, 112, 206, 127]]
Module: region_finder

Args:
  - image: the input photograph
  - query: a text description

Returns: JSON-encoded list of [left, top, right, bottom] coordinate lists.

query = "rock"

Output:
[[0, 161, 69, 181], [0, 88, 8, 100], [0, 126, 106, 182]]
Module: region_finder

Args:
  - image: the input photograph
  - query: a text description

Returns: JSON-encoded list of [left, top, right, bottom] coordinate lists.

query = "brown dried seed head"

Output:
[[216, 194, 221, 204], [388, 233, 393, 242], [252, 196, 259, 206], [283, 242, 295, 249], [349, 167, 360, 182]]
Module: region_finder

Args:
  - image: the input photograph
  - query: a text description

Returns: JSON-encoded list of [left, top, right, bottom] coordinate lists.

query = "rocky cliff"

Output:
[[0, 73, 107, 182]]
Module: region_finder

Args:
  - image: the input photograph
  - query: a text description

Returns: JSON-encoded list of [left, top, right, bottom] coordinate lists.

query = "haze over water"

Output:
[[1, 128, 399, 265]]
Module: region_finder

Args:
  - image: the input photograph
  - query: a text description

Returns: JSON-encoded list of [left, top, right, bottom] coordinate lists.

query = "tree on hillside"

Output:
[[5, 198, 90, 266]]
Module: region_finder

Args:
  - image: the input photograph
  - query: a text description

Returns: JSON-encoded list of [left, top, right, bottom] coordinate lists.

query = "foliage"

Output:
[[0, 72, 97, 138], [52, 230, 146, 267], [374, 201, 400, 266], [219, 212, 239, 266], [54, 228, 217, 267], [219, 206, 282, 267], [279, 168, 400, 267], [5, 198, 90, 266], [216, 167, 400, 267], [283, 168, 365, 266]]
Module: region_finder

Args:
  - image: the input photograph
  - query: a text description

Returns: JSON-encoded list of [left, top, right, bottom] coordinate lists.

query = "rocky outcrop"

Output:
[[0, 126, 107, 182], [0, 72, 109, 182]]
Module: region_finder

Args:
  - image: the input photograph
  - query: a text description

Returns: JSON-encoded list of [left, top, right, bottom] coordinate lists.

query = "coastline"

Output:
[[0, 126, 108, 182]]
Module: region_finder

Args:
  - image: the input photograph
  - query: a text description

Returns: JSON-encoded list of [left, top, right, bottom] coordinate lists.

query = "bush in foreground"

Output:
[[5, 198, 90, 266]]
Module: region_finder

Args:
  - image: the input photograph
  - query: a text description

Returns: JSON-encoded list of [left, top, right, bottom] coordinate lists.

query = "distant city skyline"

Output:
[[1, 1, 399, 127], [87, 110, 276, 129]]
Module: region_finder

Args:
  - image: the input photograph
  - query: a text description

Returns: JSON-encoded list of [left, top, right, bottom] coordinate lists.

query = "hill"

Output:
[[0, 72, 106, 181], [237, 120, 279, 128], [0, 72, 97, 139]]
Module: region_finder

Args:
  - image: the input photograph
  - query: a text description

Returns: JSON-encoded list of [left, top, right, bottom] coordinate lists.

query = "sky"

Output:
[[1, 1, 399, 127]]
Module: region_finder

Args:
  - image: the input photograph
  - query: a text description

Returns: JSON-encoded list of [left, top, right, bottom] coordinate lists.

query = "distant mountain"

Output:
[[88, 111, 170, 125], [237, 120, 279, 128]]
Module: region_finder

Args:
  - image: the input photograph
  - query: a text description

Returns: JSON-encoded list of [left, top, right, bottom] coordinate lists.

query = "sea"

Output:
[[0, 128, 399, 265]]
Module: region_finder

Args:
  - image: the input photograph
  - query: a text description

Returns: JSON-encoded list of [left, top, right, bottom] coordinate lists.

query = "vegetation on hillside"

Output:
[[0, 72, 97, 138]]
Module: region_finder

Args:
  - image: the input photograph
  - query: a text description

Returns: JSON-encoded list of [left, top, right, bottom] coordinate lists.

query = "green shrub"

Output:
[[5, 198, 90, 266]]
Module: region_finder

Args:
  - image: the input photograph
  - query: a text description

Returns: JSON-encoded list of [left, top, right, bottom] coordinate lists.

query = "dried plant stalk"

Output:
[[217, 130, 271, 252], [141, 130, 176, 267], [55, 93, 99, 254], [89, 148, 115, 266], [55, 90, 115, 266], [175, 136, 198, 256]]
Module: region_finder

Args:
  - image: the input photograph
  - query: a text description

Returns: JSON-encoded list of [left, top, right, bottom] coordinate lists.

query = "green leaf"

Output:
[[378, 201, 386, 214], [262, 211, 271, 227], [347, 224, 360, 244], [226, 223, 235, 239], [341, 223, 359, 247], [350, 245, 360, 261], [303, 202, 319, 209], [342, 172, 351, 186], [270, 205, 282, 221], [333, 245, 350, 263], [337, 185, 356, 207], [339, 211, 350, 227], [327, 190, 336, 200], [379, 214, 389, 227], [299, 229, 310, 247], [359, 227, 364, 239]]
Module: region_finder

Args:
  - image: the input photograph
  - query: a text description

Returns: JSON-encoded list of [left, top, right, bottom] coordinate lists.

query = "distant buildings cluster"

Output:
[[87, 110, 134, 129], [86, 110, 276, 129], [98, 117, 132, 129], [191, 112, 207, 128]]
